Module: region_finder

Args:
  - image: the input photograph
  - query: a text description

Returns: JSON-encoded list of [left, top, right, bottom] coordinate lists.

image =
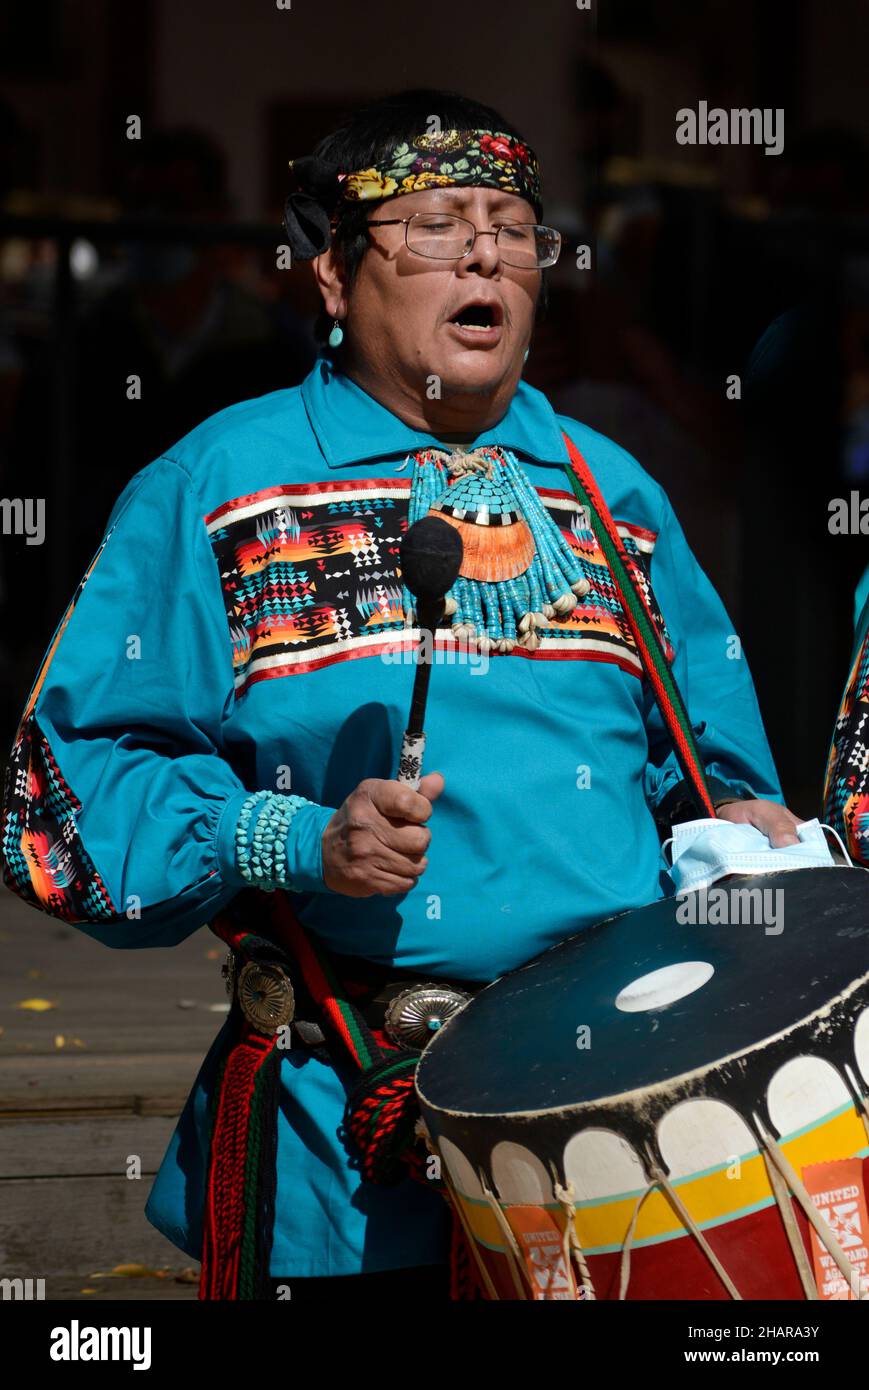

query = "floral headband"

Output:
[[283, 128, 543, 261]]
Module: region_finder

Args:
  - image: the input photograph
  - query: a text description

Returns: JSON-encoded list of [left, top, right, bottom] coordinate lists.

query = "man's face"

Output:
[[340, 185, 542, 407]]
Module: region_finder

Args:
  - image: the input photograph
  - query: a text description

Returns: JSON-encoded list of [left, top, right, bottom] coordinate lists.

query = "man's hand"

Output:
[[715, 798, 803, 847], [321, 772, 444, 897]]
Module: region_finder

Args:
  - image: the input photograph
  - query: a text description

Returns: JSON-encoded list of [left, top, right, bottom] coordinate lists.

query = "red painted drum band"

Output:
[[415, 866, 869, 1301]]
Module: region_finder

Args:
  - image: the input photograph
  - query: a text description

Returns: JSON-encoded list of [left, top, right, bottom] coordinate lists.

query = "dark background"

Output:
[[1, 0, 867, 812]]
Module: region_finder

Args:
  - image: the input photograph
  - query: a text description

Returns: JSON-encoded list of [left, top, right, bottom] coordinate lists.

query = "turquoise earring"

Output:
[[328, 318, 344, 348], [523, 347, 530, 362]]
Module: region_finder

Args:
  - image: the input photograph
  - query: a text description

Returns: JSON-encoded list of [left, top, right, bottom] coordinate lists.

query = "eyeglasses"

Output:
[[365, 211, 562, 269]]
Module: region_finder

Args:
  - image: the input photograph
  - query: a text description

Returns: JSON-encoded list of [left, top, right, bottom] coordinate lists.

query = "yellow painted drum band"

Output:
[[450, 1101, 868, 1256]]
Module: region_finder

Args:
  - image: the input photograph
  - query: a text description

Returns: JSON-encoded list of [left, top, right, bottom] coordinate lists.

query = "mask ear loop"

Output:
[[661, 835, 674, 867], [818, 822, 854, 868]]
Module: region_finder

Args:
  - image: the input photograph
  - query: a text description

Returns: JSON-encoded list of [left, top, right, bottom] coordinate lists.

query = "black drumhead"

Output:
[[415, 867, 869, 1116]]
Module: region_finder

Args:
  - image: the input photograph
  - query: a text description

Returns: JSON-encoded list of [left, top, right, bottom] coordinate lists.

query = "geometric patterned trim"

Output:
[[204, 475, 672, 696], [823, 624, 869, 866], [1, 713, 118, 922], [1, 520, 123, 922]]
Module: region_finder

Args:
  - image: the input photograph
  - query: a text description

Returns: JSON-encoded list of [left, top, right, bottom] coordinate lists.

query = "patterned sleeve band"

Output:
[[823, 619, 869, 866], [235, 791, 319, 891]]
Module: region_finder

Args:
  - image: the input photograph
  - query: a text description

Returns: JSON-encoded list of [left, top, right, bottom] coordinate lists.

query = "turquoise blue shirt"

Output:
[[0, 357, 782, 1275]]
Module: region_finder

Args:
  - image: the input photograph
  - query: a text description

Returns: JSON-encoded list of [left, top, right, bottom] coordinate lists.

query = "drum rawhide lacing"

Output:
[[617, 1161, 744, 1301], [754, 1115, 869, 1300], [551, 1174, 596, 1300]]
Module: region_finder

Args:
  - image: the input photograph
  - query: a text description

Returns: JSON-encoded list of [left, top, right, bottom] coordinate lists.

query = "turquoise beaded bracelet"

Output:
[[235, 790, 314, 890]]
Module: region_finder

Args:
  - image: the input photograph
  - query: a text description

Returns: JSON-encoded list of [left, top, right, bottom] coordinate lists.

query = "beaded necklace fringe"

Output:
[[401, 445, 590, 653]]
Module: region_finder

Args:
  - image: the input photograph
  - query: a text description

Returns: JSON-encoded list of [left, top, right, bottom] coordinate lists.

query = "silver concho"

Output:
[[237, 961, 295, 1034], [383, 984, 471, 1051]]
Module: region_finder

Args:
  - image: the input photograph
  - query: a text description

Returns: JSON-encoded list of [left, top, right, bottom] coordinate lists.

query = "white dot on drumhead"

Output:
[[615, 961, 714, 1013]]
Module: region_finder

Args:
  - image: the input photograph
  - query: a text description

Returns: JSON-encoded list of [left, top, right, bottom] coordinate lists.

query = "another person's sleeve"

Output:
[[641, 494, 784, 831], [822, 593, 869, 866], [0, 455, 335, 948]]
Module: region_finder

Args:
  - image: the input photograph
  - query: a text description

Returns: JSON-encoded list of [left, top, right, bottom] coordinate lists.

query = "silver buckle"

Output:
[[383, 983, 471, 1051], [236, 961, 295, 1035]]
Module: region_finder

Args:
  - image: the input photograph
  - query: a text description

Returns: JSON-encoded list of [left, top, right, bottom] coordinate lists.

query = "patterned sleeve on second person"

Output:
[[0, 455, 315, 947], [823, 600, 869, 866]]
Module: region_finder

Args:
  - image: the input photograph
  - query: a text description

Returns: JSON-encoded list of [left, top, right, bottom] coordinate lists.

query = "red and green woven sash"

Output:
[[562, 431, 716, 819]]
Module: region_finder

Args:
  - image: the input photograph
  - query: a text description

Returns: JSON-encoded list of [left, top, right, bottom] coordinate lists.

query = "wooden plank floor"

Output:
[[0, 884, 230, 1301]]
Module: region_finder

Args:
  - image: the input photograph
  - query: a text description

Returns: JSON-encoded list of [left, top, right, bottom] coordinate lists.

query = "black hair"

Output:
[[310, 88, 549, 342]]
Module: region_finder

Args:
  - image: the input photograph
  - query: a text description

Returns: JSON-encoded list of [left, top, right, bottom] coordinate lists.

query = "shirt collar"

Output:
[[300, 355, 570, 469]]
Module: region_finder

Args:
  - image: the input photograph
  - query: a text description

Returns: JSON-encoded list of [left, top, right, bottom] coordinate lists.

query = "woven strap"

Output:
[[561, 431, 716, 820], [199, 889, 424, 1300]]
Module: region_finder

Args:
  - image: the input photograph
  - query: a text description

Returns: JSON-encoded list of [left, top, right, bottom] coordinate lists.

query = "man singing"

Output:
[[0, 89, 801, 1301]]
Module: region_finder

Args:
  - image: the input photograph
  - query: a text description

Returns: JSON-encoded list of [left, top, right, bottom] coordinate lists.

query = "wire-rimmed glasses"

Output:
[[366, 210, 562, 269]]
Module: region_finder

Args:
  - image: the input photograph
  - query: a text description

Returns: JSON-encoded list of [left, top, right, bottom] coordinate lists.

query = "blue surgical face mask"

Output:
[[663, 817, 847, 894]]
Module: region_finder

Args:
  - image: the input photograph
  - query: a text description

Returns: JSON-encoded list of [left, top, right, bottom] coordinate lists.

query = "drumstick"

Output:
[[396, 516, 463, 789]]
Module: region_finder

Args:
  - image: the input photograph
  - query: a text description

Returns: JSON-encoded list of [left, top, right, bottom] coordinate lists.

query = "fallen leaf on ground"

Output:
[[54, 1035, 65, 1049], [110, 1262, 161, 1278], [15, 998, 56, 1011]]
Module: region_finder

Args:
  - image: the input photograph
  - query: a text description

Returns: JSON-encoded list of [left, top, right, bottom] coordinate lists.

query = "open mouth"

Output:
[[448, 301, 503, 331]]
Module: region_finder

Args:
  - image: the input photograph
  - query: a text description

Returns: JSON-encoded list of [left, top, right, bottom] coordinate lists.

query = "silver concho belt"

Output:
[[222, 951, 471, 1049]]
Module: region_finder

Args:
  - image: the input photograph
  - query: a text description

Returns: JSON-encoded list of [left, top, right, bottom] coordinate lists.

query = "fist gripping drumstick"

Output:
[[396, 516, 463, 789]]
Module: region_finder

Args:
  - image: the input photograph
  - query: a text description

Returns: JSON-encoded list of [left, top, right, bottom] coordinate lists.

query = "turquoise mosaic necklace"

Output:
[[401, 444, 591, 653]]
